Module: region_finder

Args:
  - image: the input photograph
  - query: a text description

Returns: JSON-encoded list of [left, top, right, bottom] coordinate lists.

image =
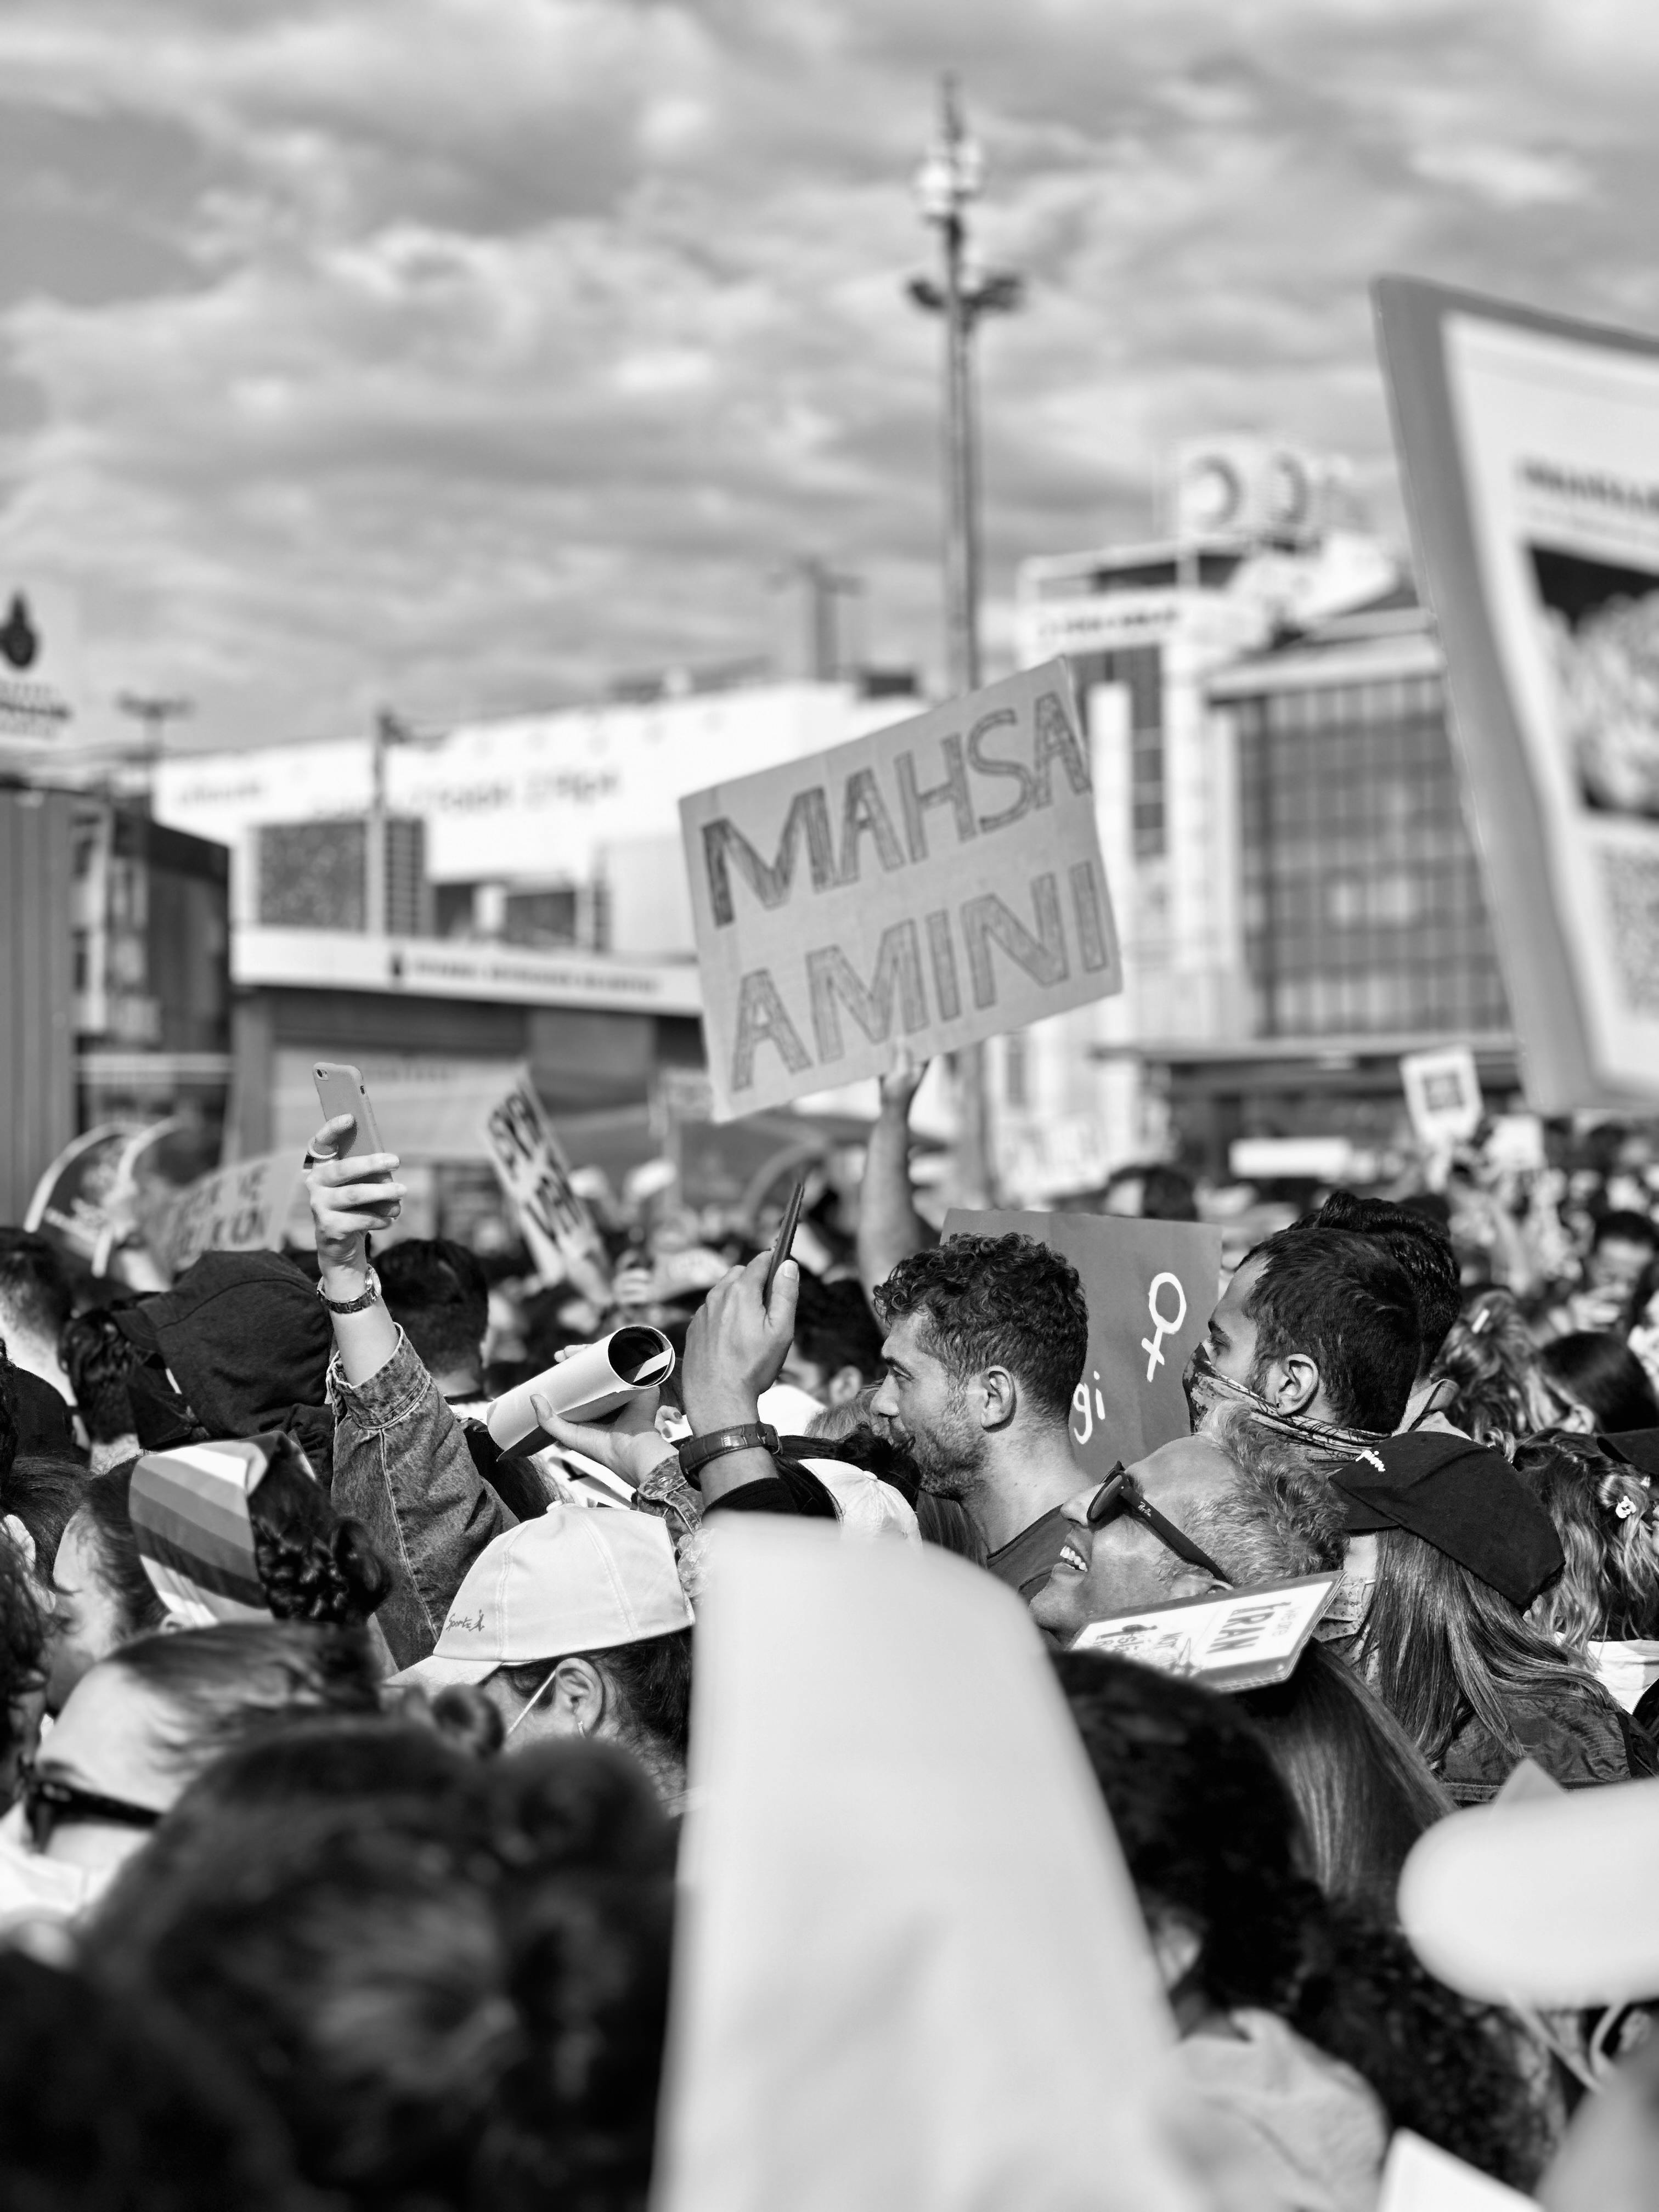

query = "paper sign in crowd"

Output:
[[478, 1068, 611, 1293], [680, 662, 1123, 1120]]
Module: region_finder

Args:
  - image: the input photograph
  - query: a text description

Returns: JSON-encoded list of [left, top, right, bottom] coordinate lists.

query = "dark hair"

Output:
[[377, 1237, 490, 1376], [0, 1356, 16, 1488], [1511, 1435, 1659, 1649], [0, 1534, 46, 1776], [1594, 1209, 1659, 1252], [1237, 1641, 1452, 1916], [1138, 1164, 1198, 1221], [0, 1953, 314, 2212], [1054, 1651, 1547, 2190], [791, 1273, 885, 1386], [873, 1233, 1088, 1426], [501, 1626, 693, 1765], [87, 1742, 674, 2212], [1357, 1527, 1602, 1768], [0, 1227, 72, 1342], [1243, 1225, 1419, 1432], [72, 1460, 168, 1643], [60, 1307, 146, 1444], [1313, 1191, 1461, 1373], [109, 1621, 383, 1781], [247, 1431, 392, 1626], [1430, 1290, 1555, 1449], [1539, 1330, 1659, 1433], [2, 1451, 84, 1573]]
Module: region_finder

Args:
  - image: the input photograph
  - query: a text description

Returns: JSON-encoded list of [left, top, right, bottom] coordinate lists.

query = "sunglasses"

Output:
[[21, 1768, 163, 1852], [1085, 1464, 1232, 1586]]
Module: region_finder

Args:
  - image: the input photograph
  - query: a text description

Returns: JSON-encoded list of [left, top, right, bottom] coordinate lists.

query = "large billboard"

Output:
[[1377, 276, 1659, 1109]]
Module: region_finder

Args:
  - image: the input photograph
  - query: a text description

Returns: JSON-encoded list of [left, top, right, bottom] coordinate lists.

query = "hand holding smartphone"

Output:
[[762, 1177, 807, 1307], [311, 1062, 399, 1228]]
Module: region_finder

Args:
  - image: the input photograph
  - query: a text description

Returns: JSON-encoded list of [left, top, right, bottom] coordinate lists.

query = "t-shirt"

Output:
[[985, 1505, 1071, 1602]]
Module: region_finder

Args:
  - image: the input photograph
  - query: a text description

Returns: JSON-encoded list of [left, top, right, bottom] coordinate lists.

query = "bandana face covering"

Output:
[[1181, 1343, 1390, 1453]]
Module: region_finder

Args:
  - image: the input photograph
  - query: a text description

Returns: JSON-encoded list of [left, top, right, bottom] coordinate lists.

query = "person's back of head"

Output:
[[246, 1431, 392, 1627], [0, 1951, 313, 2212], [1237, 1639, 1452, 1917], [1138, 1164, 1198, 1222], [873, 1232, 1088, 1431], [0, 1227, 72, 1351], [1430, 1290, 1554, 1448], [1243, 1224, 1419, 1432], [87, 1739, 674, 2212], [788, 1273, 886, 1398], [377, 1237, 490, 1384], [1053, 1649, 1546, 2191], [1177, 1413, 1349, 1587], [1313, 1191, 1460, 1380], [1511, 1434, 1659, 1649], [61, 1307, 145, 1446], [1540, 1329, 1659, 1434], [2, 1450, 83, 1575], [72, 1460, 170, 1644]]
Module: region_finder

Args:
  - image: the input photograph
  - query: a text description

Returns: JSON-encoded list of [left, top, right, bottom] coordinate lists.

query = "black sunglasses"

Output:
[[21, 1769, 163, 1852], [1085, 1464, 1232, 1586]]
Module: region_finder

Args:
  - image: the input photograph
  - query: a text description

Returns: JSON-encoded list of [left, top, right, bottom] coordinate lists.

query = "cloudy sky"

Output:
[[2, 0, 1657, 754]]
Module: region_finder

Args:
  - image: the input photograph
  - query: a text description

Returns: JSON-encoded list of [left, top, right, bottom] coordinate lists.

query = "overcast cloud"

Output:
[[2, 0, 1657, 752]]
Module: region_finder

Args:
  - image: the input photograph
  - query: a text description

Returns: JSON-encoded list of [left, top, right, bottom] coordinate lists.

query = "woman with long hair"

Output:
[[1237, 1639, 1452, 1918], [1511, 1435, 1659, 1652], [1055, 1650, 1550, 2200], [1355, 1527, 1644, 1801], [1429, 1290, 1556, 1452]]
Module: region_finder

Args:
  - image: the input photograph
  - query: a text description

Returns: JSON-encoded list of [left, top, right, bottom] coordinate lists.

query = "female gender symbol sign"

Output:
[[1140, 1272, 1188, 1382]]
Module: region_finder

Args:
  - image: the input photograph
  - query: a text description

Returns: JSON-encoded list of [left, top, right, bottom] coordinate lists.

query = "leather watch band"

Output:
[[676, 1422, 779, 1477]]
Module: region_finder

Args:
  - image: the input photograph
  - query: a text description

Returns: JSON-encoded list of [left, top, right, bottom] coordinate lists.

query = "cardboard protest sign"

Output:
[[1070, 1576, 1339, 1692], [943, 1209, 1222, 1477], [159, 1154, 302, 1278], [1400, 1046, 1483, 1152], [481, 1069, 611, 1292], [1376, 277, 1659, 1109], [680, 663, 1122, 1120]]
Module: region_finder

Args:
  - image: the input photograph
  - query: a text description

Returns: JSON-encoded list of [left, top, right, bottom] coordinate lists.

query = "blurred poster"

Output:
[[943, 1208, 1222, 1477], [23, 1124, 143, 1274], [159, 1153, 301, 1277], [1400, 1046, 1483, 1152], [1378, 278, 1659, 1109], [481, 1069, 611, 1293], [681, 663, 1122, 1120]]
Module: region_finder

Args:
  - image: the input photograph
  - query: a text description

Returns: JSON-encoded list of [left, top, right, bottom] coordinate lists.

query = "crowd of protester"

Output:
[[4, 1086, 1659, 2207]]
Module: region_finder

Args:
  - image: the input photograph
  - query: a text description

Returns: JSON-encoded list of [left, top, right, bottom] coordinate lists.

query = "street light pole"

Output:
[[910, 75, 1022, 1206]]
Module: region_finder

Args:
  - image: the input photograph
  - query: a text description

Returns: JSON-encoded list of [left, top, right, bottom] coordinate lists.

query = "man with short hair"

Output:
[[1312, 1191, 1462, 1431], [1030, 1427, 1347, 1643], [0, 1232, 74, 1408], [375, 1238, 492, 1413], [869, 1233, 1088, 1598], [777, 1274, 886, 1412], [1184, 1224, 1419, 1442]]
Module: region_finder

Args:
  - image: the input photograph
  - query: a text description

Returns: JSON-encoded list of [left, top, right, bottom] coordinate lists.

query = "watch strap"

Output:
[[318, 1266, 381, 1316], [677, 1423, 778, 1477]]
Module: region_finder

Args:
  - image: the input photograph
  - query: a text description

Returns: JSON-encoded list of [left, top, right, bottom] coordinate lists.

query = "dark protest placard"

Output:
[[943, 1209, 1223, 1476], [680, 663, 1122, 1120]]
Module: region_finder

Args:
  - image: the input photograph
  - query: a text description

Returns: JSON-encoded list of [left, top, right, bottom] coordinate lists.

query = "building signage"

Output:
[[234, 926, 701, 1015], [1378, 276, 1659, 1108], [680, 663, 1123, 1120]]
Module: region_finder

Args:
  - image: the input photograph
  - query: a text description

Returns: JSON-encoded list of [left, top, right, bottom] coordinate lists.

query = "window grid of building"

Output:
[[1234, 672, 1509, 1038], [1071, 645, 1165, 859]]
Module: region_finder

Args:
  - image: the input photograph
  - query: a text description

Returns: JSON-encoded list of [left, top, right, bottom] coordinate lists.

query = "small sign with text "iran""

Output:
[[680, 662, 1122, 1119]]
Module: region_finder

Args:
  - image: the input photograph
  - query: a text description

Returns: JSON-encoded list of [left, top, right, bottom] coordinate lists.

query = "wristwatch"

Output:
[[318, 1266, 382, 1316], [677, 1423, 779, 1478]]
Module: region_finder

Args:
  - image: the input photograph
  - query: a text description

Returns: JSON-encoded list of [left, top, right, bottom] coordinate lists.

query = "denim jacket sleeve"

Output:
[[327, 1327, 516, 1670]]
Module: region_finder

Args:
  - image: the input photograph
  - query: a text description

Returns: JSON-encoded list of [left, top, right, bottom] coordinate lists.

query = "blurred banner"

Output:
[[23, 1123, 144, 1276], [943, 1209, 1222, 1476], [156, 1153, 302, 1277], [680, 662, 1122, 1119], [1377, 276, 1659, 1110], [1400, 1045, 1483, 1153], [481, 1068, 611, 1293]]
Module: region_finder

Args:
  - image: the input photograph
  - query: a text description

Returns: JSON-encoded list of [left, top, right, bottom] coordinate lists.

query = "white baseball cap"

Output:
[[397, 1510, 693, 1691]]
